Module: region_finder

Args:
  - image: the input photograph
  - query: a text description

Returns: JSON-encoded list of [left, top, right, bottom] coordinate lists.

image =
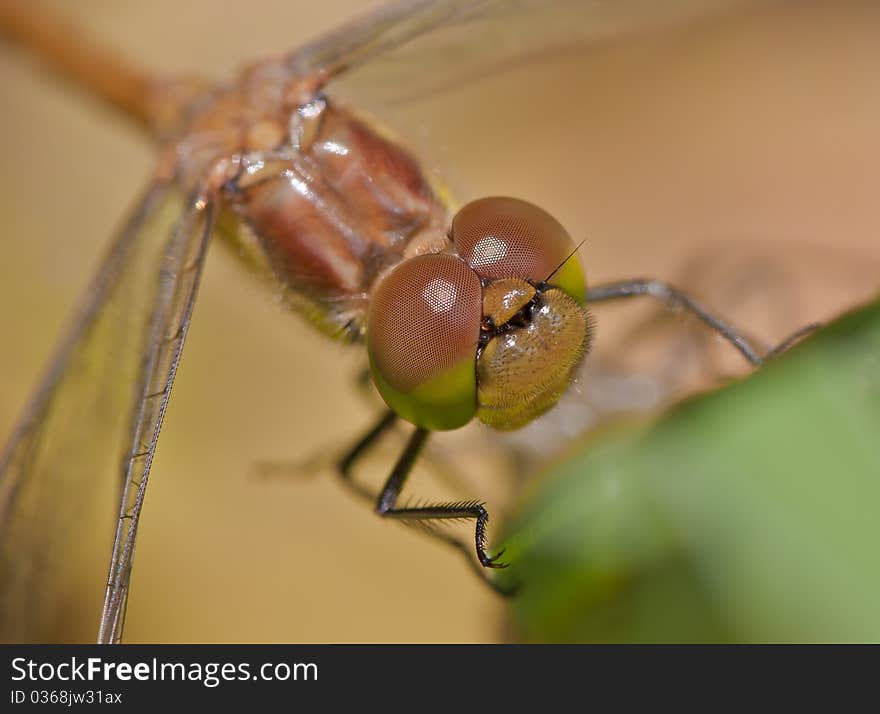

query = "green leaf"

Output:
[[499, 299, 880, 642]]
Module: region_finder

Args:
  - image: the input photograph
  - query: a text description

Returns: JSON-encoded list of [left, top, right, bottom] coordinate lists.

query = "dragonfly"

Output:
[[0, 0, 834, 643]]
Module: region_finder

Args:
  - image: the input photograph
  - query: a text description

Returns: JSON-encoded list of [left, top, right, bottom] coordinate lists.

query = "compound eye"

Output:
[[452, 196, 586, 303], [367, 253, 482, 430]]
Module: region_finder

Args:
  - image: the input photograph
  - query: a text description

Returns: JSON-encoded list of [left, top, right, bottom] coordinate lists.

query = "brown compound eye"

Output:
[[452, 196, 586, 302], [367, 253, 482, 430]]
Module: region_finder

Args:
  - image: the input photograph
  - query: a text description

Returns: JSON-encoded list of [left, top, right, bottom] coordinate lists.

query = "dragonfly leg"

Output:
[[337, 410, 399, 502], [586, 278, 819, 365], [338, 416, 514, 594], [375, 427, 508, 570], [764, 322, 823, 359]]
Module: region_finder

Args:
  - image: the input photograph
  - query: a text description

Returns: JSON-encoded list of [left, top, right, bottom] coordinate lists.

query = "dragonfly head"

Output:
[[367, 197, 591, 431]]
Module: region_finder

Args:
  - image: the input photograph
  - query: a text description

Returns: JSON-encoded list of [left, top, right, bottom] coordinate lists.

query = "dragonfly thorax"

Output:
[[174, 69, 450, 340]]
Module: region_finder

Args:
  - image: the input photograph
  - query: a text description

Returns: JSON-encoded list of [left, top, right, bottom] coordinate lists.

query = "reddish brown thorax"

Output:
[[238, 102, 444, 297], [164, 58, 450, 337]]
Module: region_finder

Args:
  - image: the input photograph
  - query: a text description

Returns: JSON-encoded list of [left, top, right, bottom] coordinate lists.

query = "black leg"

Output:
[[254, 408, 397, 482], [586, 278, 819, 365], [337, 414, 514, 594], [337, 410, 398, 502], [374, 427, 507, 569], [764, 321, 822, 360]]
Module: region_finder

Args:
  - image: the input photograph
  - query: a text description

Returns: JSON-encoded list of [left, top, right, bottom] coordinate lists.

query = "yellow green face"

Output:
[[367, 196, 590, 431]]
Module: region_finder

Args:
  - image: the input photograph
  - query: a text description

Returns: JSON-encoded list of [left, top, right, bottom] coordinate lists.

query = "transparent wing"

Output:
[[0, 181, 181, 642], [322, 0, 752, 104], [98, 195, 216, 644], [0, 179, 215, 644], [284, 0, 493, 79], [277, 0, 754, 115]]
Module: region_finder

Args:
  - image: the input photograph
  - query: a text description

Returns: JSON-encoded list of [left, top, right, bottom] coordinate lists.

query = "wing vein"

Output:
[[98, 196, 217, 644]]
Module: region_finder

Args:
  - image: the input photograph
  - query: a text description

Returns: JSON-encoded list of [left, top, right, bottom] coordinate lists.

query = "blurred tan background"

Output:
[[0, 0, 877, 642]]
